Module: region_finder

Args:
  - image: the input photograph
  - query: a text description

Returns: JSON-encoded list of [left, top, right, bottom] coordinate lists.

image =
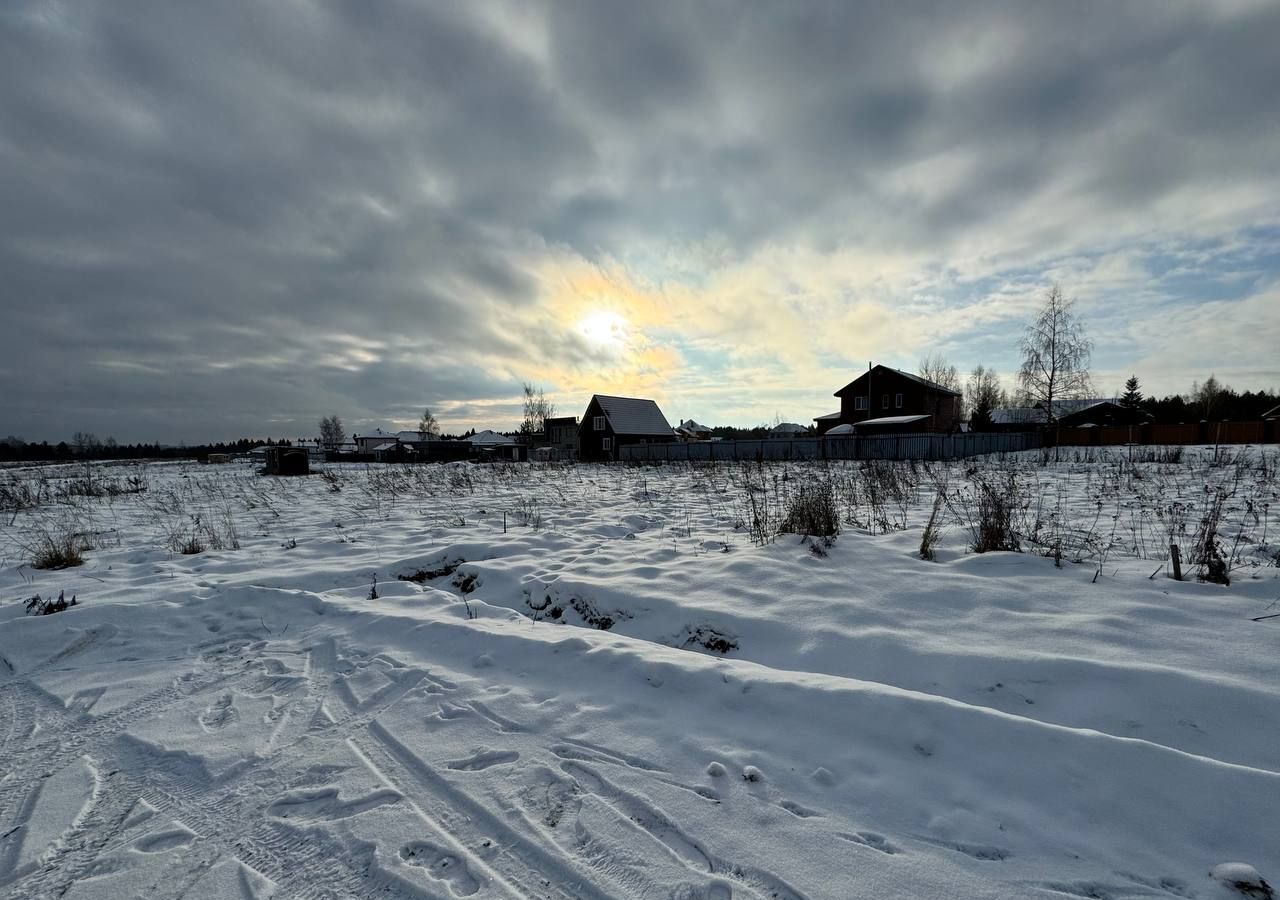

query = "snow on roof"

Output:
[[857, 415, 930, 426], [993, 399, 1121, 425], [813, 412, 842, 421], [1037, 398, 1118, 415], [357, 428, 396, 439], [370, 442, 398, 452], [593, 395, 674, 436], [770, 422, 808, 433], [396, 430, 434, 442], [991, 407, 1047, 425], [824, 423, 856, 435], [466, 429, 516, 445]]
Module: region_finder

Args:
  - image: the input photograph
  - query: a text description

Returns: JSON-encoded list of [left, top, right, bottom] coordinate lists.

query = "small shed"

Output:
[[207, 453, 232, 464], [262, 446, 310, 476]]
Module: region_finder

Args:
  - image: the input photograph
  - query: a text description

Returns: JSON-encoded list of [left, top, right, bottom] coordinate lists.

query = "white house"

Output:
[[353, 428, 398, 453]]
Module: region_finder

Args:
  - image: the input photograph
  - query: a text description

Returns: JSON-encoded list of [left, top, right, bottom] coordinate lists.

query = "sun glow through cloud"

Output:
[[577, 309, 629, 352]]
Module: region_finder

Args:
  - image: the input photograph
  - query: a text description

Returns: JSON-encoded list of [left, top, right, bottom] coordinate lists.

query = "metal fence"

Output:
[[620, 431, 1042, 462]]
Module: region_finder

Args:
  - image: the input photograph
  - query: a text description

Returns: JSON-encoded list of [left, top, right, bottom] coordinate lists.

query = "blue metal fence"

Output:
[[619, 431, 1041, 462]]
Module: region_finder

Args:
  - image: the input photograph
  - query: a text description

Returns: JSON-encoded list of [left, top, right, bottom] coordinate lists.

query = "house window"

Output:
[[895, 393, 903, 409], [602, 437, 612, 451], [593, 416, 605, 431], [882, 394, 890, 409], [855, 397, 868, 410]]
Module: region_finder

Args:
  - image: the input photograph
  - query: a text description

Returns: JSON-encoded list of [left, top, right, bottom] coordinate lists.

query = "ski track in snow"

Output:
[[0, 454, 1278, 898]]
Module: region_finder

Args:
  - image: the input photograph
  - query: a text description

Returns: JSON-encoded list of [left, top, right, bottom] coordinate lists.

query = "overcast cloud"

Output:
[[2, 0, 1278, 441]]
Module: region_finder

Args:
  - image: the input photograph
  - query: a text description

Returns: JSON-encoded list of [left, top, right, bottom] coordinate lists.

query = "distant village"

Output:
[[233, 359, 1280, 473]]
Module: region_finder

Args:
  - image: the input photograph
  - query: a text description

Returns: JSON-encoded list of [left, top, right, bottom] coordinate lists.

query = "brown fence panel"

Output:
[[1215, 421, 1264, 444], [1149, 423, 1201, 445]]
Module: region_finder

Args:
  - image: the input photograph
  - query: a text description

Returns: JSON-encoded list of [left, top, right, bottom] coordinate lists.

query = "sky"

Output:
[[2, 0, 1279, 443]]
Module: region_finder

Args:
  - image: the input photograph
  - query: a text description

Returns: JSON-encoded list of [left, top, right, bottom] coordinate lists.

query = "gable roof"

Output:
[[770, 422, 808, 434], [466, 429, 515, 445], [676, 418, 711, 434], [591, 395, 674, 436], [834, 364, 960, 398]]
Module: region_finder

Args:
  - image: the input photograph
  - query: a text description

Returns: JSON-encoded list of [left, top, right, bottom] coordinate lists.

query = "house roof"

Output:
[[370, 442, 398, 452], [466, 429, 516, 445], [813, 411, 843, 421], [991, 407, 1047, 425], [1264, 405, 1280, 419], [676, 418, 711, 436], [834, 365, 961, 398], [545, 416, 577, 428], [356, 428, 396, 440], [592, 395, 674, 436], [396, 430, 434, 442], [770, 422, 808, 434], [992, 399, 1133, 424], [823, 423, 857, 436], [1037, 398, 1119, 416]]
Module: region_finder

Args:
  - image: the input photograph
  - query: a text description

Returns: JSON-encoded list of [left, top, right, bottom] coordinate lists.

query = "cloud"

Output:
[[0, 0, 1277, 440]]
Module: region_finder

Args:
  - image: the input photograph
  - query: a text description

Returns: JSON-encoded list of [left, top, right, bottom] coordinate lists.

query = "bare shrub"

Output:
[[920, 493, 945, 561], [780, 480, 840, 538], [1191, 488, 1230, 585], [30, 526, 88, 569], [972, 473, 1022, 553]]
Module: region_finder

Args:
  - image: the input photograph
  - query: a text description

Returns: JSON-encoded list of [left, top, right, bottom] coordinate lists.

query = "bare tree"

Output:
[[1017, 285, 1093, 422], [965, 365, 1006, 430], [918, 352, 961, 394], [417, 407, 438, 442], [520, 383, 555, 439], [1188, 375, 1227, 420], [72, 431, 101, 456], [318, 415, 345, 448]]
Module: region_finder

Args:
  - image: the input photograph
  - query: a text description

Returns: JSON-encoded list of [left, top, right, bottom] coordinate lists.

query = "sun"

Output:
[[577, 309, 629, 350]]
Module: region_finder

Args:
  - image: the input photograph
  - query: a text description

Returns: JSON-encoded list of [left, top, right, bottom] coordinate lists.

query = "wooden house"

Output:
[[815, 365, 961, 434], [579, 395, 677, 461]]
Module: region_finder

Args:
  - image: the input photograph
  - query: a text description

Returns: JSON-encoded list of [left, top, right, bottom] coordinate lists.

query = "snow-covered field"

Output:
[[1, 450, 1277, 900]]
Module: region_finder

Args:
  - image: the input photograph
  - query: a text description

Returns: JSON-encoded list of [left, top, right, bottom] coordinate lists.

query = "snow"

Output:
[[1, 449, 1277, 899]]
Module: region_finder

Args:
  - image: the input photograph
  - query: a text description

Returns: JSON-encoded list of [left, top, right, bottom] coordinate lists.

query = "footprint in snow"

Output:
[[132, 826, 196, 854], [266, 786, 402, 822], [778, 799, 820, 818], [446, 749, 520, 771], [399, 841, 480, 896], [836, 831, 900, 855], [199, 693, 239, 731]]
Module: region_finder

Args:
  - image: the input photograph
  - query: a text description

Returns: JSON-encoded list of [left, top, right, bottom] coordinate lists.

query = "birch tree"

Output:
[[1017, 285, 1093, 422]]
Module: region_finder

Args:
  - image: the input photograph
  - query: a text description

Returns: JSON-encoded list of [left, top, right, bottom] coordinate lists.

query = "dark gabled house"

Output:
[[990, 398, 1147, 430], [814, 365, 962, 434], [579, 394, 677, 461], [543, 416, 580, 458]]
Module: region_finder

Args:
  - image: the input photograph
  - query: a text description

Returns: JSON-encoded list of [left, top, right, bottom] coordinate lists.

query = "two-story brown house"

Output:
[[815, 365, 962, 434]]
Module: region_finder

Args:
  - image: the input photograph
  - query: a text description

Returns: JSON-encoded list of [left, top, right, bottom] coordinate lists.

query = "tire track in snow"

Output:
[[560, 760, 813, 900], [353, 720, 618, 900]]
